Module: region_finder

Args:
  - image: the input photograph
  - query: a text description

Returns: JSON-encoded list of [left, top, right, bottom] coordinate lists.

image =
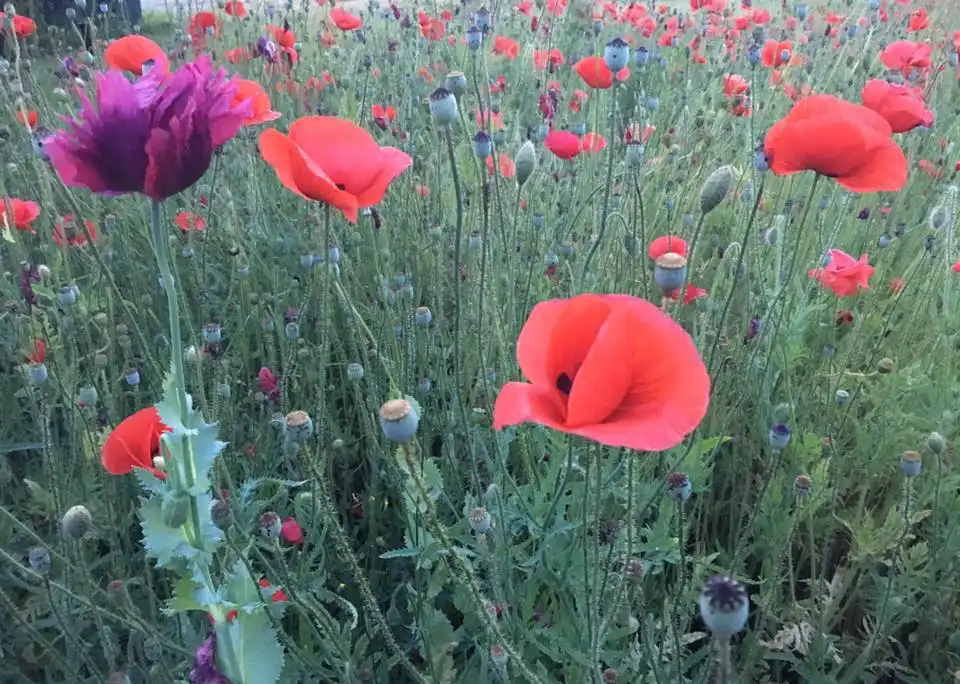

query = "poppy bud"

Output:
[[926, 432, 946, 455], [700, 165, 735, 214], [379, 398, 419, 443], [61, 505, 93, 539], [444, 71, 468, 97], [835, 389, 850, 406], [515, 140, 537, 187], [161, 491, 191, 528], [928, 205, 948, 230], [699, 575, 749, 638], [428, 87, 458, 127], [211, 499, 231, 529], [490, 645, 507, 668], [603, 38, 630, 72], [653, 253, 687, 291]]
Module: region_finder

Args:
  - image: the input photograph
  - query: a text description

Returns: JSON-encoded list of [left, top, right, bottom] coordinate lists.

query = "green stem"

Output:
[[582, 80, 619, 280]]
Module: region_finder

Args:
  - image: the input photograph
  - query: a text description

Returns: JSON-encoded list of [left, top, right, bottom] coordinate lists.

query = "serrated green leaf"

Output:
[[218, 610, 285, 684], [221, 559, 264, 609], [140, 492, 222, 567], [135, 469, 168, 496], [421, 607, 457, 653], [165, 576, 204, 615]]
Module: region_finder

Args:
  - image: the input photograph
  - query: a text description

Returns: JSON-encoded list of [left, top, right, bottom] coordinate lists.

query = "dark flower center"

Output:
[[556, 372, 573, 395]]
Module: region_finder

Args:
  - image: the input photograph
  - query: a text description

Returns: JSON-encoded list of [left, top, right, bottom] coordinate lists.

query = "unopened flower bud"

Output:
[[700, 165, 735, 214], [927, 432, 946, 455], [515, 140, 537, 187], [61, 505, 92, 539]]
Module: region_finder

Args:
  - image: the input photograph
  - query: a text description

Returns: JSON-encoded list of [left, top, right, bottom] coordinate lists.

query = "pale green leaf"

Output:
[[218, 610, 285, 684], [22, 479, 55, 514], [139, 492, 222, 567], [379, 547, 422, 560], [164, 576, 205, 615]]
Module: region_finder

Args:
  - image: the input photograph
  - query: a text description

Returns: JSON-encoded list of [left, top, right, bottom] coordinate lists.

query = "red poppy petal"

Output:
[[545, 295, 612, 385], [516, 298, 567, 387], [101, 407, 163, 475], [259, 129, 308, 199], [289, 117, 381, 194], [565, 307, 634, 427], [837, 138, 908, 192], [353, 146, 413, 207], [492, 382, 567, 431]]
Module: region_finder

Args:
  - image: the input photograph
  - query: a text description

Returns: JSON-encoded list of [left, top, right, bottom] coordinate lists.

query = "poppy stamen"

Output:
[[556, 372, 574, 395]]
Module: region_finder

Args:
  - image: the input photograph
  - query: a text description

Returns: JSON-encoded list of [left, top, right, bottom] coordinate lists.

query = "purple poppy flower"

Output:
[[44, 55, 251, 202], [189, 632, 231, 684]]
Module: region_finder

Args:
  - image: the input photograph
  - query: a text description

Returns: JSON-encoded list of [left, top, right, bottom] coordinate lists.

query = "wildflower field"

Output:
[[2, 0, 960, 682]]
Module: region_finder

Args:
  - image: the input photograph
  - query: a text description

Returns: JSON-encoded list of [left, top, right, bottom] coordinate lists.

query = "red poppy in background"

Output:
[[669, 283, 708, 305], [493, 294, 710, 451], [27, 339, 45, 364], [544, 129, 581, 159], [907, 8, 927, 32], [280, 518, 304, 544], [1, 198, 40, 232], [224, 0, 247, 17], [176, 211, 206, 231], [16, 109, 38, 127], [371, 103, 396, 130], [233, 79, 281, 125], [648, 235, 688, 260], [580, 132, 607, 154], [104, 35, 169, 76], [101, 407, 172, 477], [486, 153, 516, 179], [224, 47, 252, 64], [267, 23, 296, 48], [879, 40, 932, 75], [723, 73, 749, 98], [259, 116, 412, 223], [574, 56, 629, 89], [808, 249, 874, 297], [861, 79, 933, 133], [0, 13, 36, 38], [188, 11, 221, 49], [760, 39, 792, 68], [763, 95, 908, 192], [493, 36, 520, 60], [330, 7, 363, 31], [53, 215, 97, 248]]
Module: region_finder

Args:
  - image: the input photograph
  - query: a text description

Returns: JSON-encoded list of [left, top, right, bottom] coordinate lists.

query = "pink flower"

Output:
[[280, 517, 304, 544], [808, 249, 874, 297], [44, 55, 252, 201]]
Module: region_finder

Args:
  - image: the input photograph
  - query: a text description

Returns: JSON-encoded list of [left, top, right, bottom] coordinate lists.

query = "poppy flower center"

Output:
[[556, 372, 574, 395]]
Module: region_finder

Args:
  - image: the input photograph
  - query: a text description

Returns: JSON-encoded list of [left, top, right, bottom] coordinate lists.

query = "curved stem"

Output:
[[582, 81, 619, 279]]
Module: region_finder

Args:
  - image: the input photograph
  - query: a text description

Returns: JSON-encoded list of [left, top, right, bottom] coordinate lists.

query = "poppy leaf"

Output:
[[217, 603, 285, 684], [23, 479, 55, 514], [139, 492, 222, 567], [379, 546, 423, 560], [163, 575, 205, 615], [134, 468, 168, 496]]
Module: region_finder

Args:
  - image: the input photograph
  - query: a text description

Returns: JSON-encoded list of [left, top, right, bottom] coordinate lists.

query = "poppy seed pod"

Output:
[[515, 140, 538, 187], [473, 131, 492, 159], [604, 38, 630, 72], [666, 471, 692, 503], [699, 575, 749, 638], [260, 511, 282, 539], [468, 507, 492, 533], [653, 252, 687, 291], [445, 71, 468, 97], [284, 410, 314, 443], [465, 25, 482, 50], [625, 142, 644, 168], [700, 165, 736, 214], [61, 505, 93, 539], [347, 362, 364, 382], [379, 398, 419, 443], [900, 450, 922, 477], [29, 547, 51, 576], [429, 87, 458, 127]]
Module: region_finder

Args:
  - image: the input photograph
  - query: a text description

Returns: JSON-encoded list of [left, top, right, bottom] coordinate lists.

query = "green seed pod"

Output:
[[515, 141, 538, 187], [700, 165, 735, 214]]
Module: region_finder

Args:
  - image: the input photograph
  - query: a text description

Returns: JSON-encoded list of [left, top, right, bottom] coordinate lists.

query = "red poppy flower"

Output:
[[16, 109, 38, 127], [188, 11, 221, 48], [259, 116, 412, 223], [861, 79, 933, 133], [104, 35, 169, 76], [493, 36, 520, 60], [486, 153, 516, 179], [371, 103, 397, 130], [233, 79, 281, 126], [53, 215, 98, 248], [0, 14, 36, 38], [176, 211, 206, 231], [648, 235, 687, 260], [573, 56, 629, 89], [907, 8, 927, 32], [223, 47, 251, 64], [669, 283, 708, 305], [28, 339, 45, 363], [879, 40, 932, 75], [580, 132, 607, 154], [808, 249, 874, 297], [330, 7, 363, 31], [1, 198, 40, 232], [723, 73, 750, 98], [101, 407, 172, 477], [760, 40, 792, 68], [763, 95, 908, 192], [493, 294, 710, 451], [280, 517, 304, 544], [224, 0, 247, 17], [544, 129, 581, 159], [267, 23, 296, 48]]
